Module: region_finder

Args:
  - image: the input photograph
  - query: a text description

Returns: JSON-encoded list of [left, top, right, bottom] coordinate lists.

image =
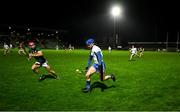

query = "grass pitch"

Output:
[[0, 49, 180, 111]]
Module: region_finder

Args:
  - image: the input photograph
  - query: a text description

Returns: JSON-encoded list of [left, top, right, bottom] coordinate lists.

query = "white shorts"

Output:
[[35, 61, 48, 67]]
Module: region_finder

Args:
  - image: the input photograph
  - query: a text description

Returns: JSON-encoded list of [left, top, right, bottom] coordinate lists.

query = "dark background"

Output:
[[0, 0, 180, 47]]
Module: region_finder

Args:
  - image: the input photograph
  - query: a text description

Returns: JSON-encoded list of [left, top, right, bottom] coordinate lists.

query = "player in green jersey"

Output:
[[138, 47, 144, 58], [28, 41, 58, 81]]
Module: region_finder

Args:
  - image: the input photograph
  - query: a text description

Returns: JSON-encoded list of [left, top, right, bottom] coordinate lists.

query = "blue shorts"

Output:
[[93, 62, 106, 73]]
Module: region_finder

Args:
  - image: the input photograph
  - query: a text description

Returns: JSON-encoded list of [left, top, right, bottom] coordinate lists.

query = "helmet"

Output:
[[86, 38, 94, 45]]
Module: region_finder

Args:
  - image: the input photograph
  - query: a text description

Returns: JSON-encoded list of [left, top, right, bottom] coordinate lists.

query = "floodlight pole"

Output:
[[166, 32, 168, 51], [111, 5, 122, 48], [177, 32, 179, 50], [56, 31, 59, 46], [113, 16, 118, 48], [8, 26, 11, 43]]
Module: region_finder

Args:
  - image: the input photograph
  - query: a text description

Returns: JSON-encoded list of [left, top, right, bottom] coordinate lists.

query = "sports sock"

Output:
[[49, 72, 57, 79], [32, 69, 39, 74], [104, 75, 111, 80], [86, 80, 91, 89]]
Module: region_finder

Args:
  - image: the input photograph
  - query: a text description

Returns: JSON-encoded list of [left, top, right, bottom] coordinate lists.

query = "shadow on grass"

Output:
[[45, 75, 56, 79], [39, 74, 57, 82], [90, 81, 115, 92], [128, 59, 136, 61]]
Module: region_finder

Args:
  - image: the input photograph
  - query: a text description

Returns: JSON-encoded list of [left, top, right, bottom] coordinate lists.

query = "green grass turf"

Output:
[[0, 49, 180, 111]]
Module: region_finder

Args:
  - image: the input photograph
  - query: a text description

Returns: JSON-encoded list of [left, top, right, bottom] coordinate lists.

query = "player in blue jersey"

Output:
[[82, 39, 115, 93]]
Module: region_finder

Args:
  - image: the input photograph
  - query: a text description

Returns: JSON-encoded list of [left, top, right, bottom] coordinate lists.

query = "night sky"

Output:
[[0, 0, 180, 46]]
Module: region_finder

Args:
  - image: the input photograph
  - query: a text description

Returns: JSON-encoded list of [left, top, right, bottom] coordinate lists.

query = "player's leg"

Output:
[[7, 49, 9, 54], [138, 52, 140, 57], [3, 49, 6, 55], [83, 66, 96, 92], [129, 53, 133, 60], [100, 63, 115, 81], [18, 49, 21, 55], [5, 49, 8, 55], [44, 64, 57, 79], [7, 48, 10, 54], [32, 63, 40, 74], [132, 53, 135, 60], [140, 52, 142, 57], [102, 73, 116, 81], [135, 52, 138, 57]]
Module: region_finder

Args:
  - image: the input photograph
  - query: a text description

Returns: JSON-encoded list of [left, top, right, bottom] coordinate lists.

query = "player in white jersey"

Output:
[[9, 43, 13, 53], [129, 45, 138, 61], [108, 46, 112, 53], [82, 38, 115, 93], [18, 41, 27, 56], [3, 43, 9, 56]]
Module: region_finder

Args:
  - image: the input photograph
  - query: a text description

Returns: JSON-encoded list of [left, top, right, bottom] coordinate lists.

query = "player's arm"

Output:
[[129, 49, 132, 54], [31, 51, 43, 57], [129, 48, 132, 52], [86, 54, 93, 71], [28, 53, 33, 60]]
